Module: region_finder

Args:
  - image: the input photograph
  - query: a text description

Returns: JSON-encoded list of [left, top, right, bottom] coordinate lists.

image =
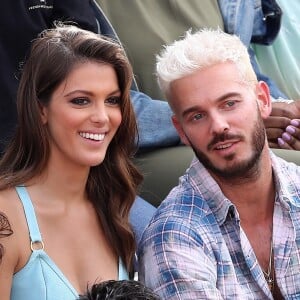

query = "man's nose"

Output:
[[209, 112, 230, 135]]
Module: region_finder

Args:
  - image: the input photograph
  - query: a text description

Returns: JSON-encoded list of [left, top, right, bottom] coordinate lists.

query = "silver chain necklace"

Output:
[[262, 240, 274, 292]]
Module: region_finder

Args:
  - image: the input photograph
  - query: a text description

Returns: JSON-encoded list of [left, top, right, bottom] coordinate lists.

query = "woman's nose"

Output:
[[90, 103, 109, 124]]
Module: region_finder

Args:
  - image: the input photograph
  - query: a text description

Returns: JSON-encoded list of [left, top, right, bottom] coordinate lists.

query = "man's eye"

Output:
[[192, 113, 204, 121], [226, 100, 236, 107], [70, 98, 89, 105], [106, 96, 121, 105]]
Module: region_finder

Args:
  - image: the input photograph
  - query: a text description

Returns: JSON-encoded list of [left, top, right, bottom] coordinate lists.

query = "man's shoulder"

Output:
[[158, 184, 210, 220], [273, 152, 300, 184], [140, 185, 218, 244], [272, 152, 300, 205]]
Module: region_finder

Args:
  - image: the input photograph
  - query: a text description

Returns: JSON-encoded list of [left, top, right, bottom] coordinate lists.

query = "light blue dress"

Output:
[[11, 186, 128, 300]]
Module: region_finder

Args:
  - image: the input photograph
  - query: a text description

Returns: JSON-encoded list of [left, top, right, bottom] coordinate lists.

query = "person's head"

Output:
[[4, 23, 135, 176], [0, 24, 142, 270], [156, 29, 272, 181], [79, 280, 160, 300]]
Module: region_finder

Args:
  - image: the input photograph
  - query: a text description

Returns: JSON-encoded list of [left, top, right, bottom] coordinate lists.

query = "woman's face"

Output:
[[41, 61, 122, 169]]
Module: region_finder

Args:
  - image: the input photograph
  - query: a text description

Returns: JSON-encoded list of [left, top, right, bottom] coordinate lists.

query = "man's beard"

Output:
[[189, 113, 266, 181]]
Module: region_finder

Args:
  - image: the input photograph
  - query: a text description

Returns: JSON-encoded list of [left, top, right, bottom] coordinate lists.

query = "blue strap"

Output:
[[118, 258, 129, 280], [15, 186, 43, 244]]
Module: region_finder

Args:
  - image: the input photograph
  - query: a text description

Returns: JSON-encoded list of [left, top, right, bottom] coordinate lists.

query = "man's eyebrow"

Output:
[[181, 92, 242, 118], [182, 105, 202, 118], [215, 92, 242, 103]]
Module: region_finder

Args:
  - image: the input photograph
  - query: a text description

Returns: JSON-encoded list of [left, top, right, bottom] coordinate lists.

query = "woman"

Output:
[[0, 24, 142, 299]]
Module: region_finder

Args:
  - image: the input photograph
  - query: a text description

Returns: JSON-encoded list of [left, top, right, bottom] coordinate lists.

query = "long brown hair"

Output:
[[0, 24, 142, 271]]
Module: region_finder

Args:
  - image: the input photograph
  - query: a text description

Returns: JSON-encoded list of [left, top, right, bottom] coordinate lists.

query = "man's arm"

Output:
[[130, 90, 180, 149]]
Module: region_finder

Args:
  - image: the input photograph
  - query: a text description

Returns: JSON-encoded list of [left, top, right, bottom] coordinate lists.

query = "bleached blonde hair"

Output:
[[156, 28, 257, 97]]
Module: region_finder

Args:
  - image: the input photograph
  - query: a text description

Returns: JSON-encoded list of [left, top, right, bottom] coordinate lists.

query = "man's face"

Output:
[[170, 62, 271, 180]]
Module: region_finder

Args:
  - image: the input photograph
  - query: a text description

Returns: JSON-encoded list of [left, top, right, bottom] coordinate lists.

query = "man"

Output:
[[138, 29, 300, 299]]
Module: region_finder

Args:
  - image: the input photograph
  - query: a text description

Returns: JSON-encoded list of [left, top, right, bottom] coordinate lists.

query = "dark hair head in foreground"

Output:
[[79, 280, 160, 300]]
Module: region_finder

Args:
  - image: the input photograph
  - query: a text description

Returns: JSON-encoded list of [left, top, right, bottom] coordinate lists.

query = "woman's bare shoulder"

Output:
[[0, 187, 29, 265], [0, 188, 23, 242], [0, 188, 21, 214], [0, 188, 29, 245]]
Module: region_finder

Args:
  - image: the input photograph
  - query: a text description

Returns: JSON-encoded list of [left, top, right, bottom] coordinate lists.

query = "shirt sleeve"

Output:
[[52, 0, 98, 33], [138, 215, 224, 299], [130, 90, 181, 149]]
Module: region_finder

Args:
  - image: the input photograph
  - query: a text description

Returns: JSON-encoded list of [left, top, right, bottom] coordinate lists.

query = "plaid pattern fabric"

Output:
[[138, 151, 300, 299]]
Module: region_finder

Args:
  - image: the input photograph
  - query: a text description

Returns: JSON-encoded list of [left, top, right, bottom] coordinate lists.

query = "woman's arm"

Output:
[[0, 196, 20, 300]]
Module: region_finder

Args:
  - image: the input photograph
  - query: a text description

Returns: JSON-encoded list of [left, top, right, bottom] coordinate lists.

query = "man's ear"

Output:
[[256, 81, 272, 119], [172, 115, 190, 146]]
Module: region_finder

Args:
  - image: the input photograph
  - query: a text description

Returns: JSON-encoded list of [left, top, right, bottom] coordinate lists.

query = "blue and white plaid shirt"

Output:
[[138, 151, 300, 299]]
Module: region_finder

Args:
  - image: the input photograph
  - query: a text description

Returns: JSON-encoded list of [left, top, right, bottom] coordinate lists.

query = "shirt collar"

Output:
[[270, 150, 300, 210], [187, 150, 300, 225]]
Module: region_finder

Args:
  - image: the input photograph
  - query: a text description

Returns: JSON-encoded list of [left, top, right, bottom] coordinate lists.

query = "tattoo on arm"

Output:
[[0, 212, 13, 263]]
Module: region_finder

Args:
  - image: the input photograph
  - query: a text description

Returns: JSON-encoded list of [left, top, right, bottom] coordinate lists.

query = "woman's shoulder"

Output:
[[0, 187, 26, 245], [0, 187, 29, 261], [0, 188, 17, 241], [0, 187, 22, 217]]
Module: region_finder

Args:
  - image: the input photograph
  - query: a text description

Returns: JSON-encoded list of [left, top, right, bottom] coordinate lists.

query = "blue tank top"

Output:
[[11, 186, 128, 300]]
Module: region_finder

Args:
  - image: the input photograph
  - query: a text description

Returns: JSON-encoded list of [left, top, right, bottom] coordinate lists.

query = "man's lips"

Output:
[[214, 142, 235, 150], [208, 133, 244, 151]]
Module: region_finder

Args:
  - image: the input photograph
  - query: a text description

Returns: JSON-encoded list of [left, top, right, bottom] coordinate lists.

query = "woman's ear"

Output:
[[39, 102, 48, 125], [256, 81, 272, 119], [172, 115, 191, 146]]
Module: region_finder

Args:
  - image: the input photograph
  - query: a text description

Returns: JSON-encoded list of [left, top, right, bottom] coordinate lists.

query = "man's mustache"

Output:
[[207, 132, 244, 150]]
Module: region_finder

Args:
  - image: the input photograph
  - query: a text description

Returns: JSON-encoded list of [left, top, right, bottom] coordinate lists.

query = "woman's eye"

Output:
[[106, 96, 121, 105], [70, 97, 89, 105]]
